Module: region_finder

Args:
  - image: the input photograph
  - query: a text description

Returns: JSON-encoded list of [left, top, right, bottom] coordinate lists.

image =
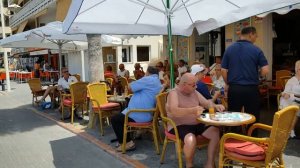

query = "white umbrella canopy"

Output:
[[0, 21, 122, 75], [0, 21, 122, 50], [63, 0, 300, 36], [63, 0, 300, 87]]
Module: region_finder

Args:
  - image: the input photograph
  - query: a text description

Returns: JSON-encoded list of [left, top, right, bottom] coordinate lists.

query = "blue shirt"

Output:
[[122, 74, 162, 122], [221, 40, 268, 85], [196, 80, 212, 99]]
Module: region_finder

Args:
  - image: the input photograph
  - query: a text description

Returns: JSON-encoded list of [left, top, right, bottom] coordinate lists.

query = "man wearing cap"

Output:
[[221, 26, 269, 123], [191, 64, 220, 102]]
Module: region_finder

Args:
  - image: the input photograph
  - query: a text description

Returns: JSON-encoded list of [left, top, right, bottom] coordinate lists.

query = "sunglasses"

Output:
[[63, 71, 69, 73]]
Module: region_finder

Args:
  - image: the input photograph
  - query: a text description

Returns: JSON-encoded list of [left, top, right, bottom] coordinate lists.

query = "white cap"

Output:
[[191, 64, 205, 75]]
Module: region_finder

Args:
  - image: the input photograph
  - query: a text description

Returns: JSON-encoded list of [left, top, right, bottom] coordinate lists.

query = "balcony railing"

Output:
[[9, 0, 56, 28]]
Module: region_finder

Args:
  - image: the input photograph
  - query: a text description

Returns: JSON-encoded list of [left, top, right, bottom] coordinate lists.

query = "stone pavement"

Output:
[[1, 81, 300, 168], [0, 82, 131, 168]]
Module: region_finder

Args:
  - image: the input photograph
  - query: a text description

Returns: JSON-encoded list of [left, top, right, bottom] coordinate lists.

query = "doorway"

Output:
[[273, 10, 300, 74]]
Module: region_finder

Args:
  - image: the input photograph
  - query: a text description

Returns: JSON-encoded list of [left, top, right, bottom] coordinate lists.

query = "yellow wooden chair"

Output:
[[61, 82, 89, 124], [105, 77, 114, 93], [119, 76, 128, 92], [156, 92, 209, 168], [121, 107, 160, 154], [219, 105, 299, 168], [220, 96, 228, 110], [127, 77, 136, 83], [268, 70, 291, 97], [87, 82, 121, 136], [28, 78, 46, 105]]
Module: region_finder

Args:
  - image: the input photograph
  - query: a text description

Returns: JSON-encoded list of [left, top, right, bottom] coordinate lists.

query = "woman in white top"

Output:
[[211, 64, 225, 90], [280, 60, 300, 138], [177, 59, 188, 78]]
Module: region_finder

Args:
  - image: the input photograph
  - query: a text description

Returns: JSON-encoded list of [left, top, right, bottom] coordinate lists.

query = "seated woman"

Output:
[[104, 65, 116, 79], [160, 72, 171, 93], [211, 64, 226, 101], [279, 60, 300, 139]]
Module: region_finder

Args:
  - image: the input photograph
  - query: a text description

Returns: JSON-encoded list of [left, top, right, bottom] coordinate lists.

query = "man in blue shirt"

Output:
[[111, 66, 161, 152], [221, 26, 269, 123], [191, 64, 220, 103]]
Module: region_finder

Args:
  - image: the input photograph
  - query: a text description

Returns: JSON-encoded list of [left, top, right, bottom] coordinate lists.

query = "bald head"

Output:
[[178, 73, 197, 94], [179, 73, 196, 85]]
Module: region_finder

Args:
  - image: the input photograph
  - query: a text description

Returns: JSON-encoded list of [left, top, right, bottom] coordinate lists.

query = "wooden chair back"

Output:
[[28, 78, 43, 92], [87, 82, 108, 107], [70, 82, 88, 104], [266, 105, 299, 163], [119, 76, 128, 90], [279, 75, 290, 88], [106, 78, 113, 86], [275, 70, 291, 87]]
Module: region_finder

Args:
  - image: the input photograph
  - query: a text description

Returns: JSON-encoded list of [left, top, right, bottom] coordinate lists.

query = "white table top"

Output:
[[197, 112, 256, 127]]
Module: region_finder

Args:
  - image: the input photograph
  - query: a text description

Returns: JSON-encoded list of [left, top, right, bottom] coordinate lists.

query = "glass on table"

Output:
[[208, 103, 215, 119]]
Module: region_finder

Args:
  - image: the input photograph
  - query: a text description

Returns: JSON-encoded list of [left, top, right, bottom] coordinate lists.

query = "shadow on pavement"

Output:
[[50, 136, 131, 168], [0, 104, 55, 136]]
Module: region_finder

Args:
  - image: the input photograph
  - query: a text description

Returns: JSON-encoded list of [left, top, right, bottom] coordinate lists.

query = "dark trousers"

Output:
[[34, 70, 40, 78], [228, 84, 260, 135], [111, 113, 135, 144]]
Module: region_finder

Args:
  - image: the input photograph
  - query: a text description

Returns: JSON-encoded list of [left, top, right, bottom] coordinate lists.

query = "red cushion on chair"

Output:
[[165, 130, 176, 141], [268, 86, 282, 90], [128, 122, 152, 126], [63, 99, 72, 106], [224, 139, 266, 156], [92, 102, 120, 110], [225, 150, 265, 161]]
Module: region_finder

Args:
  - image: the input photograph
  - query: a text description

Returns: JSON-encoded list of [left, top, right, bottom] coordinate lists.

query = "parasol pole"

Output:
[[167, 0, 175, 88], [58, 42, 63, 77], [0, 0, 10, 91]]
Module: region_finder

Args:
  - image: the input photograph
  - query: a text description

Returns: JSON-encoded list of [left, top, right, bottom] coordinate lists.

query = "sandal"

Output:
[[116, 141, 136, 152]]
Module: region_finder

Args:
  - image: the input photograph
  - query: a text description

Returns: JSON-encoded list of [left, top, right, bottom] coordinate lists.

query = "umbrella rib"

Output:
[[78, 0, 106, 15], [179, 0, 194, 24], [170, 0, 180, 11], [172, 0, 204, 12], [129, 0, 165, 14], [132, 0, 150, 24], [224, 0, 240, 8]]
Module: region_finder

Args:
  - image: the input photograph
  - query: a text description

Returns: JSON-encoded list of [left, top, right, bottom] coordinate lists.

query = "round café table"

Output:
[[197, 112, 256, 134], [107, 95, 129, 110]]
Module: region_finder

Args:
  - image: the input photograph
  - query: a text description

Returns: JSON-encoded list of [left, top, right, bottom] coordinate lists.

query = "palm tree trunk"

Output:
[[86, 34, 104, 82], [86, 34, 104, 128]]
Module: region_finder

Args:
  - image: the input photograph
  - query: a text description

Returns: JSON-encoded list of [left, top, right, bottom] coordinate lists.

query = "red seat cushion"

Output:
[[268, 86, 282, 90], [225, 150, 265, 161], [128, 122, 152, 126], [63, 99, 72, 106], [224, 139, 266, 158], [92, 102, 120, 111], [165, 130, 176, 141]]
